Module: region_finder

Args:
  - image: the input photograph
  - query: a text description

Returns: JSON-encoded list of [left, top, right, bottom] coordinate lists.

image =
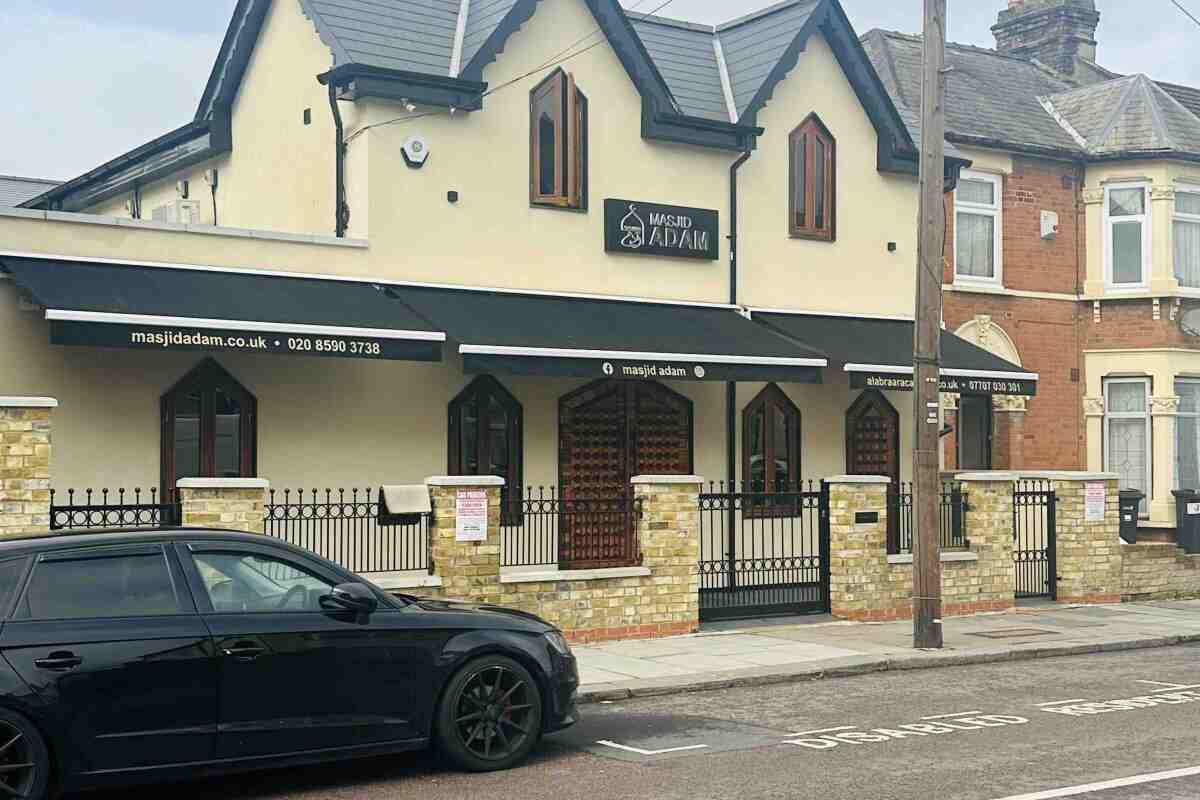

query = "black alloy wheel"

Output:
[[436, 656, 542, 772], [0, 709, 49, 799]]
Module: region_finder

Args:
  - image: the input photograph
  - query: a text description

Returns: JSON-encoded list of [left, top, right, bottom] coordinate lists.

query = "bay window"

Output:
[[954, 170, 1002, 283], [1105, 183, 1150, 288], [1175, 186, 1200, 289], [1104, 378, 1150, 514]]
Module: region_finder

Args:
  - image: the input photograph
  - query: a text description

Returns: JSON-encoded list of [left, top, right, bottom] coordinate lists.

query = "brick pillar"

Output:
[[0, 397, 56, 538], [631, 475, 704, 637], [991, 397, 1027, 470], [955, 473, 1016, 612], [177, 478, 268, 534], [827, 476, 891, 621], [426, 476, 503, 604], [1048, 473, 1122, 604]]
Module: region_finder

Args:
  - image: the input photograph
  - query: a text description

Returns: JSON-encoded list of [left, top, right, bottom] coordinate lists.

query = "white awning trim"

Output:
[[45, 309, 447, 342], [843, 363, 1040, 381], [460, 344, 827, 367]]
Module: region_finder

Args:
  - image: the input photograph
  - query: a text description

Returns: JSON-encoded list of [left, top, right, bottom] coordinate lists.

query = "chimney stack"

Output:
[[992, 0, 1100, 79]]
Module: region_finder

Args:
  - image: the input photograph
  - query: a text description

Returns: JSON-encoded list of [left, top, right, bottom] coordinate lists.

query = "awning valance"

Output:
[[395, 286, 826, 383], [0, 256, 445, 362], [753, 311, 1038, 396]]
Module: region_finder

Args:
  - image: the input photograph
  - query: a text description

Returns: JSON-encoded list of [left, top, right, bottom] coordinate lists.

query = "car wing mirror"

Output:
[[320, 582, 379, 615]]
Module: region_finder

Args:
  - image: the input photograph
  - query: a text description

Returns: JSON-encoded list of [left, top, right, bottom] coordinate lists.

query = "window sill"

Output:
[[370, 573, 443, 590], [789, 230, 835, 242], [530, 201, 587, 214], [953, 276, 1002, 288], [887, 551, 978, 565], [500, 566, 651, 584]]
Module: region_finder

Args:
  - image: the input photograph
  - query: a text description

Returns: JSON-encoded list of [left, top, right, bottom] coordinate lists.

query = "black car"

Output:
[[0, 528, 578, 799]]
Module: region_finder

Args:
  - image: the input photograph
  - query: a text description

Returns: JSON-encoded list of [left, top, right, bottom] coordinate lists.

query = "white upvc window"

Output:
[[1175, 184, 1200, 289], [1104, 377, 1151, 515], [1175, 378, 1200, 490], [1104, 182, 1151, 289], [954, 170, 1003, 284]]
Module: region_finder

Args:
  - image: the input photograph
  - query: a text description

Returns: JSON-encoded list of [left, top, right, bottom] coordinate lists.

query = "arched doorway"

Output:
[[846, 390, 901, 544], [558, 379, 693, 567]]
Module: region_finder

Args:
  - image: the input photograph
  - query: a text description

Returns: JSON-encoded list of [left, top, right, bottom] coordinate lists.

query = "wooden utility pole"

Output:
[[912, 0, 947, 650]]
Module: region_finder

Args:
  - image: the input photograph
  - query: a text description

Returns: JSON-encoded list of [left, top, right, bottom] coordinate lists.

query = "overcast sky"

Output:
[[4, 0, 1198, 181]]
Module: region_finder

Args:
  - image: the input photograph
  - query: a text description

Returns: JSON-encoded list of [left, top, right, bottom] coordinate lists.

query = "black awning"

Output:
[[394, 286, 826, 383], [754, 312, 1038, 396], [1, 256, 444, 362]]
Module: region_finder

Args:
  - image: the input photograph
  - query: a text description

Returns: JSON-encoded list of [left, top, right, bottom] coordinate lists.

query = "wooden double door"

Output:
[[559, 380, 693, 567]]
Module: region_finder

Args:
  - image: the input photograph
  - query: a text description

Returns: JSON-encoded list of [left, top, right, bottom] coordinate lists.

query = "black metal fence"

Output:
[[49, 488, 180, 531], [697, 481, 829, 621], [889, 482, 969, 555], [500, 487, 642, 569], [1014, 479, 1057, 599], [263, 488, 431, 576]]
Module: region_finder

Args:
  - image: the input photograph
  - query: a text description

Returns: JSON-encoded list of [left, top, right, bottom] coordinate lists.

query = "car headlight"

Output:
[[544, 630, 572, 656]]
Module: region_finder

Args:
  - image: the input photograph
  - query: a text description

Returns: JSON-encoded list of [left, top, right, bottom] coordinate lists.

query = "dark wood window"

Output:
[[789, 114, 836, 241], [530, 69, 587, 209], [448, 376, 523, 517], [161, 359, 256, 496], [743, 384, 802, 493]]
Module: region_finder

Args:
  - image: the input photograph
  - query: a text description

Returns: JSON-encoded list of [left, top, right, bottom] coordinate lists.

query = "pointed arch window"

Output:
[[449, 376, 523, 518], [789, 114, 836, 241], [161, 359, 257, 496], [742, 384, 802, 494], [530, 69, 588, 209]]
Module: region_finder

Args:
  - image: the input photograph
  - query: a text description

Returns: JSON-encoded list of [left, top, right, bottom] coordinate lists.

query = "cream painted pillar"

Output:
[[1149, 185, 1179, 295], [0, 397, 56, 538], [1083, 396, 1105, 473], [1150, 396, 1181, 525]]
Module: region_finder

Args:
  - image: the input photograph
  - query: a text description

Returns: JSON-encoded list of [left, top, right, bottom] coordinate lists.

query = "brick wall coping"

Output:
[[177, 478, 270, 489], [630, 475, 705, 485], [1017, 471, 1120, 481], [370, 573, 444, 590], [425, 476, 505, 487], [500, 566, 653, 584], [826, 475, 892, 484], [954, 471, 1020, 482], [888, 551, 979, 565], [0, 397, 58, 408]]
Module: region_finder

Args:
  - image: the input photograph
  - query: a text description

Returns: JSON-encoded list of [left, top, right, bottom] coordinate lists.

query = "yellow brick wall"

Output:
[[179, 487, 266, 534], [1054, 479, 1122, 603], [1122, 543, 1200, 600], [0, 406, 52, 538]]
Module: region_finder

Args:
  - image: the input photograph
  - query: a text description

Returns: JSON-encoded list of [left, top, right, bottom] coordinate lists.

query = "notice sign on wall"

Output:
[[455, 490, 488, 542], [1084, 482, 1106, 522]]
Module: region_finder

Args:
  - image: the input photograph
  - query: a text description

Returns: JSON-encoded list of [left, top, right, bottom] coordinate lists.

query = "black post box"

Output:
[[1118, 489, 1144, 544], [1173, 489, 1200, 554]]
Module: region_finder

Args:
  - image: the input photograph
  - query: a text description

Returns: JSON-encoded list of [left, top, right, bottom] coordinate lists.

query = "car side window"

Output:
[[0, 559, 29, 619], [17, 549, 181, 620], [191, 551, 334, 613]]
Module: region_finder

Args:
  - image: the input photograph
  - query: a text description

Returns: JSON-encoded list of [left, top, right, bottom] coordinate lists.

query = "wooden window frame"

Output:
[[530, 69, 587, 210], [448, 375, 523, 520], [742, 384, 802, 516], [788, 114, 836, 241], [160, 358, 257, 499]]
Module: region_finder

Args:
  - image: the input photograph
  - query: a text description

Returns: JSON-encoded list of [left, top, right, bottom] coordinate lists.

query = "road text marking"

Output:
[[988, 764, 1200, 800], [1036, 699, 1088, 707], [921, 710, 983, 720], [791, 726, 858, 736], [595, 740, 709, 756], [1039, 689, 1200, 717], [784, 715, 1028, 751]]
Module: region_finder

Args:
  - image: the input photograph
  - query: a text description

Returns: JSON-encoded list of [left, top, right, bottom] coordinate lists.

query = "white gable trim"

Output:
[[449, 0, 471, 77], [712, 37, 738, 124]]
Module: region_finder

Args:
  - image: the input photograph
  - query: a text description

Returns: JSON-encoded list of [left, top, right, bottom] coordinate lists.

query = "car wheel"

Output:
[[435, 655, 543, 772], [0, 708, 50, 800]]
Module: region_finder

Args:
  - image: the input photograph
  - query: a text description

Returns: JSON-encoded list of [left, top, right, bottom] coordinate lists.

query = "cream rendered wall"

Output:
[[1082, 160, 1191, 297], [737, 34, 918, 315], [953, 147, 1014, 177]]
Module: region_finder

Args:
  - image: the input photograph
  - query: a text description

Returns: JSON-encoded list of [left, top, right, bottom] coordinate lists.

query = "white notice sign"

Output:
[[1188, 502, 1200, 516], [1084, 482, 1106, 522], [455, 490, 488, 542]]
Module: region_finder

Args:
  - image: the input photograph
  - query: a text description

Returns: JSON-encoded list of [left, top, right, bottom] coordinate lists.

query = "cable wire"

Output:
[[1170, 0, 1200, 28]]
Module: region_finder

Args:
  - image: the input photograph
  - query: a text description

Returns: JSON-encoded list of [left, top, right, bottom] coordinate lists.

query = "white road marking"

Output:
[[1135, 679, 1195, 691], [1036, 699, 1088, 707], [921, 710, 983, 720], [791, 726, 858, 736], [595, 740, 709, 756], [988, 764, 1200, 799]]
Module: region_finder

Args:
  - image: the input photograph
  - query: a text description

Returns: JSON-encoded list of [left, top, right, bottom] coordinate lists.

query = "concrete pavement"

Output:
[[574, 599, 1200, 702]]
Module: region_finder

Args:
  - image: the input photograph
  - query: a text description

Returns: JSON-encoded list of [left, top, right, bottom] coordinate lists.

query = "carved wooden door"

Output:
[[845, 391, 901, 543], [559, 380, 692, 567]]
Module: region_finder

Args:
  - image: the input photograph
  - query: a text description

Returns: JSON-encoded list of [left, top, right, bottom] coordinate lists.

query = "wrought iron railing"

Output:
[[49, 487, 180, 531], [889, 482, 969, 555], [500, 487, 642, 569], [263, 487, 431, 576], [1013, 479, 1057, 599]]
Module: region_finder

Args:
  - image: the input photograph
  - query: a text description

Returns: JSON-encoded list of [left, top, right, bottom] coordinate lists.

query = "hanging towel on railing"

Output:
[[381, 485, 432, 516]]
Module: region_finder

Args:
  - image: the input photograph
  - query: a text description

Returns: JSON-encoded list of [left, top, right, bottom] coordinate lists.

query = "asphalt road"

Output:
[[76, 644, 1200, 800]]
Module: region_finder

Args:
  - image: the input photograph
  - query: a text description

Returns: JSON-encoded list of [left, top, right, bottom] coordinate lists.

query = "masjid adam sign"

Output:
[[603, 199, 720, 261]]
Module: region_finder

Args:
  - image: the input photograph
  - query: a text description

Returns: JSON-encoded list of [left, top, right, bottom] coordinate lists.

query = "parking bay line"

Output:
[[987, 764, 1200, 800], [595, 740, 710, 757]]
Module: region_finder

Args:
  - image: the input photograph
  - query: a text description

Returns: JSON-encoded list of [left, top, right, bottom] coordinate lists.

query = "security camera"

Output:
[[402, 135, 430, 168]]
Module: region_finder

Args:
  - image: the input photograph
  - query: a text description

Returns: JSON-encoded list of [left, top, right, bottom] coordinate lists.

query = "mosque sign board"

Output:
[[604, 199, 719, 261]]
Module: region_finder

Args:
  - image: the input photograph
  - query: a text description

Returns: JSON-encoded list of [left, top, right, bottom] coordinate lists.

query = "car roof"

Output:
[[0, 528, 306, 557]]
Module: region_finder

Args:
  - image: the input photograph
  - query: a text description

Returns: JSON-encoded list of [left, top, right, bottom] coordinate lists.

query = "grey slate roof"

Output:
[[628, 14, 729, 122], [718, 0, 822, 120], [0, 175, 60, 207], [462, 0, 521, 70], [299, 0, 460, 74], [1041, 75, 1200, 158], [862, 30, 1080, 155]]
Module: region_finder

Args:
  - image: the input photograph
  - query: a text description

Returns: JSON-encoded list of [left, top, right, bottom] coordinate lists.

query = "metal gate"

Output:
[[697, 482, 830, 621], [1013, 480, 1057, 599]]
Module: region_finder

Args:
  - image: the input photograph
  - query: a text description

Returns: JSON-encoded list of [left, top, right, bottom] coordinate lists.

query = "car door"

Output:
[[176, 541, 420, 759], [0, 542, 217, 774]]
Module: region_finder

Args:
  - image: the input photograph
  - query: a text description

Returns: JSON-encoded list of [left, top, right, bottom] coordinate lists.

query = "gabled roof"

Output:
[[0, 176, 60, 208], [1040, 74, 1200, 159]]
